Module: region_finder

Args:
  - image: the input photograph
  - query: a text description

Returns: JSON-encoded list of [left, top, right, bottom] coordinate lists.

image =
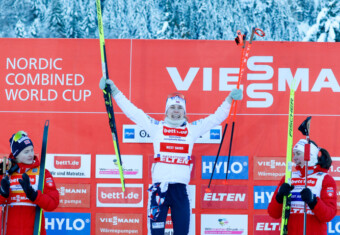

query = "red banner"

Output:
[[0, 39, 339, 234]]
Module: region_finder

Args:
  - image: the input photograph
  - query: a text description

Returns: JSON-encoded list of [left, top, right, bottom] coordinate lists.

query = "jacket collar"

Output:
[[9, 154, 40, 174], [296, 164, 328, 177]]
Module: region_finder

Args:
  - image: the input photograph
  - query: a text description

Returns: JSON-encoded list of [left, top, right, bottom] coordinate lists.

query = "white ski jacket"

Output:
[[114, 92, 231, 185]]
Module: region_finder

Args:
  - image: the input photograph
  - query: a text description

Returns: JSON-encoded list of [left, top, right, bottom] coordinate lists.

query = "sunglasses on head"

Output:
[[12, 131, 28, 142], [167, 92, 185, 100], [10, 131, 28, 151]]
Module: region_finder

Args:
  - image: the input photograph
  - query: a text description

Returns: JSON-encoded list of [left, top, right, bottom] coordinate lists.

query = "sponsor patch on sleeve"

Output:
[[45, 177, 54, 187], [326, 187, 334, 197]]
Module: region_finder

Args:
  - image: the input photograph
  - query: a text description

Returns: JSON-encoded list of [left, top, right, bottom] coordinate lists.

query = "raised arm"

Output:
[[99, 78, 156, 132], [191, 89, 243, 138]]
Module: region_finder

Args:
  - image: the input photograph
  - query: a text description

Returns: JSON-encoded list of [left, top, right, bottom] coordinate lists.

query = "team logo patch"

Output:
[[46, 177, 53, 186], [24, 140, 31, 145], [327, 187, 334, 197]]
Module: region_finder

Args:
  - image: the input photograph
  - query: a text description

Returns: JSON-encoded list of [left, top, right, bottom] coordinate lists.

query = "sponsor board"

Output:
[[97, 183, 143, 207], [96, 213, 142, 234], [201, 156, 248, 180], [148, 155, 196, 180], [201, 214, 247, 235], [56, 183, 90, 208], [123, 124, 222, 143], [253, 186, 276, 209], [328, 157, 340, 181], [253, 156, 286, 180], [201, 185, 248, 209], [337, 182, 340, 210], [188, 185, 196, 209], [44, 212, 91, 235], [328, 216, 340, 234], [253, 215, 281, 234], [46, 154, 91, 178], [95, 154, 143, 179]]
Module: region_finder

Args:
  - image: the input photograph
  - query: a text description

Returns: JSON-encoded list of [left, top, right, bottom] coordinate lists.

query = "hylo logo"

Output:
[[124, 129, 135, 139], [210, 129, 220, 139]]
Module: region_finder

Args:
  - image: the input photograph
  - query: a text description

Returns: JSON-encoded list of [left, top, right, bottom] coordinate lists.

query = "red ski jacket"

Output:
[[0, 155, 59, 235], [268, 165, 337, 235]]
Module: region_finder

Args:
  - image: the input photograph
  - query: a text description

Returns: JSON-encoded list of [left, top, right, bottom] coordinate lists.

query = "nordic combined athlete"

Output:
[[268, 139, 337, 235], [100, 78, 243, 235], [0, 131, 59, 235]]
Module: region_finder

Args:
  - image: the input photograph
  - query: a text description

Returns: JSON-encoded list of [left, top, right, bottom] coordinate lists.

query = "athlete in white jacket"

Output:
[[100, 78, 243, 235]]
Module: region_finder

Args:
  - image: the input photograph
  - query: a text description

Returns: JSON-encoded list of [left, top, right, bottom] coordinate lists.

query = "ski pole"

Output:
[[298, 116, 312, 235], [206, 28, 265, 190], [225, 27, 265, 181], [206, 30, 247, 192], [96, 0, 125, 192]]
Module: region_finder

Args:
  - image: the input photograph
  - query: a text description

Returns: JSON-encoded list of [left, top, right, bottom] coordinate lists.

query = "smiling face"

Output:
[[16, 146, 34, 164], [166, 104, 185, 120], [293, 149, 305, 167]]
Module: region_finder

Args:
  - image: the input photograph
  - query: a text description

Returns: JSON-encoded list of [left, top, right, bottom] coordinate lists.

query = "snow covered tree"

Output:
[[304, 0, 340, 42], [45, 0, 66, 38], [15, 20, 28, 38], [0, 0, 336, 41]]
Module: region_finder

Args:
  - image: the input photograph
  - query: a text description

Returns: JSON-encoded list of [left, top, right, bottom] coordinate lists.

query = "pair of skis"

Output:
[[95, 0, 125, 192], [207, 27, 265, 190], [280, 81, 295, 234], [281, 79, 312, 235], [33, 120, 49, 235]]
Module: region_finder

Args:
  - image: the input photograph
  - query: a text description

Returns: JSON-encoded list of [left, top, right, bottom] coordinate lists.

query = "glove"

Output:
[[300, 188, 317, 210], [7, 163, 19, 175], [276, 183, 294, 204], [99, 77, 120, 97], [18, 173, 38, 202], [226, 88, 243, 104], [0, 176, 10, 198]]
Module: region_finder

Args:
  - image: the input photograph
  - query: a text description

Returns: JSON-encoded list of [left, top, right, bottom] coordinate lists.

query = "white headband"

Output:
[[293, 139, 319, 166], [165, 96, 186, 114]]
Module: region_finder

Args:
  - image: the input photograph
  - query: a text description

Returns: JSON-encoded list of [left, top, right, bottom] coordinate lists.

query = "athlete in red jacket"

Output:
[[268, 139, 337, 235], [0, 131, 59, 235]]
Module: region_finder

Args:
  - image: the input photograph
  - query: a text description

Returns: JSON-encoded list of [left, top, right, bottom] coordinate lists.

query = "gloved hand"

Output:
[[18, 173, 38, 202], [0, 176, 10, 198], [300, 188, 317, 209], [276, 183, 294, 204], [99, 77, 120, 97], [226, 88, 243, 104]]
